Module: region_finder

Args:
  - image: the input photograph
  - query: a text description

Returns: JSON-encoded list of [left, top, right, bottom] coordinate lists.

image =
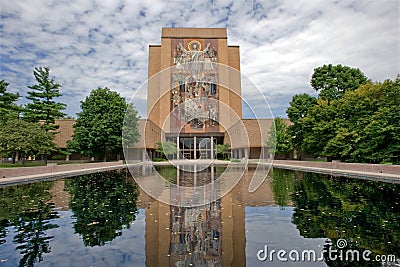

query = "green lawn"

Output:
[[0, 162, 46, 168]]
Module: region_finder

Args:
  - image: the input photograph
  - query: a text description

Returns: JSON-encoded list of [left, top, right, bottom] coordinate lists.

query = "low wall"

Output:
[[274, 160, 400, 175], [0, 161, 124, 179]]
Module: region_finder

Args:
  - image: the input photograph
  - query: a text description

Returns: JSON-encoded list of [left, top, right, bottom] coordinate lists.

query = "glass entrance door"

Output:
[[168, 135, 223, 160]]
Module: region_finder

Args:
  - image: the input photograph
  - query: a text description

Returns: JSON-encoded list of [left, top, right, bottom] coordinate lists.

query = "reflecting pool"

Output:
[[0, 167, 399, 266]]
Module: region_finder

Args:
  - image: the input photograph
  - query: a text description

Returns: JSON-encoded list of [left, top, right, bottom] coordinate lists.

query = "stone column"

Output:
[[244, 148, 249, 159], [176, 164, 179, 186], [193, 136, 197, 160], [176, 136, 180, 160], [210, 136, 214, 159], [194, 164, 197, 186], [142, 149, 147, 162]]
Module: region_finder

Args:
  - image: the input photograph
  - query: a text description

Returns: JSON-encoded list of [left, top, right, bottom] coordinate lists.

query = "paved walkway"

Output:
[[271, 160, 400, 183], [0, 162, 126, 187]]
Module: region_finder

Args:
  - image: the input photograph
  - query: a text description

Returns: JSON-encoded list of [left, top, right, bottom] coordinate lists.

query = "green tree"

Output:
[[68, 87, 137, 161], [216, 143, 230, 159], [286, 93, 317, 159], [122, 103, 141, 149], [310, 64, 368, 102], [302, 77, 400, 164], [329, 79, 400, 163], [301, 99, 338, 160], [267, 118, 293, 156], [0, 120, 57, 164], [0, 80, 21, 124], [155, 141, 177, 160], [24, 67, 66, 131]]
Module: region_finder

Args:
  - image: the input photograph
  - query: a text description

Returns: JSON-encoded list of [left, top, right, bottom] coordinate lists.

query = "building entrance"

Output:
[[167, 135, 224, 160]]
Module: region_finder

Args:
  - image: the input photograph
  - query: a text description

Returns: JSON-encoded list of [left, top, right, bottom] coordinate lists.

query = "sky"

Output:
[[1, 0, 399, 118]]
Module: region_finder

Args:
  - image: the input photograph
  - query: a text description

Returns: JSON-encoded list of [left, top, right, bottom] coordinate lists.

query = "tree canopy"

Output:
[[155, 141, 177, 159], [0, 80, 21, 124], [24, 67, 66, 131], [267, 117, 293, 156], [68, 87, 139, 161], [0, 120, 57, 162], [122, 103, 141, 148], [310, 64, 368, 102], [285, 64, 398, 164], [216, 143, 230, 159], [286, 93, 317, 158], [301, 78, 400, 163]]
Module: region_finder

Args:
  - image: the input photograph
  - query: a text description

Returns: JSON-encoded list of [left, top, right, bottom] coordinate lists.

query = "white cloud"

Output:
[[1, 0, 398, 117]]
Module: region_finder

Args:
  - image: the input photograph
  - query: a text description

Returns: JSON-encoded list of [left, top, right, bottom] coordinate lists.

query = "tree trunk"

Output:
[[12, 151, 16, 164]]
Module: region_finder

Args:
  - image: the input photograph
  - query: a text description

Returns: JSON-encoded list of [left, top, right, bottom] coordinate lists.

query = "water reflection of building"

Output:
[[48, 180, 71, 211], [169, 202, 222, 266], [140, 168, 274, 266]]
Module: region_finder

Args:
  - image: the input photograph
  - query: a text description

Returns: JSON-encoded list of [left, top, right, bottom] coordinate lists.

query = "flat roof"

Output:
[[161, 27, 227, 39]]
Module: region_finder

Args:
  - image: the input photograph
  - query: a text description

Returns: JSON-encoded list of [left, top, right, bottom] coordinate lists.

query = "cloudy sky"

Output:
[[1, 0, 399, 118]]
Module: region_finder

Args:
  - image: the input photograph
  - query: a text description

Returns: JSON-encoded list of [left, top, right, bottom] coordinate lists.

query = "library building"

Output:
[[128, 28, 283, 161]]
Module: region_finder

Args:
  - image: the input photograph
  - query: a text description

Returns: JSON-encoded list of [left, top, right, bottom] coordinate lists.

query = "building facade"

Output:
[[129, 27, 277, 161], [146, 28, 242, 160]]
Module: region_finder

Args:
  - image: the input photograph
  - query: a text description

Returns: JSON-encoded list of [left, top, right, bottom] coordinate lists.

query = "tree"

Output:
[[155, 141, 177, 160], [68, 87, 138, 161], [327, 79, 400, 163], [301, 99, 338, 160], [24, 67, 66, 132], [267, 118, 293, 156], [286, 93, 317, 159], [0, 80, 21, 124], [0, 120, 57, 164], [122, 103, 141, 149], [310, 64, 368, 102], [216, 144, 230, 159], [302, 78, 400, 163]]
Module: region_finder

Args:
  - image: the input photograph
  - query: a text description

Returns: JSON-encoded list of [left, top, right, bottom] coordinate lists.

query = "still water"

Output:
[[0, 166, 399, 266]]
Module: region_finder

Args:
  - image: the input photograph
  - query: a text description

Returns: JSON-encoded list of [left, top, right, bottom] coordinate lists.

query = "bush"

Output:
[[52, 154, 66, 160], [153, 158, 168, 162]]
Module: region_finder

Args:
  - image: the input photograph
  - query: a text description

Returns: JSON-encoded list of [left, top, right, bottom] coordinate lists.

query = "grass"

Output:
[[0, 162, 46, 168], [55, 161, 92, 165], [305, 158, 327, 162], [0, 160, 95, 168], [153, 158, 168, 162]]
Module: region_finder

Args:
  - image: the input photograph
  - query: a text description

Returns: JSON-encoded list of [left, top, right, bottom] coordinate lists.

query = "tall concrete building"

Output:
[[129, 28, 282, 161]]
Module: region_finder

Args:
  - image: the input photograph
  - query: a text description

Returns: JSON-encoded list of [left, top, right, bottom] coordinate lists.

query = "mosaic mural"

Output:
[[171, 39, 219, 131]]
